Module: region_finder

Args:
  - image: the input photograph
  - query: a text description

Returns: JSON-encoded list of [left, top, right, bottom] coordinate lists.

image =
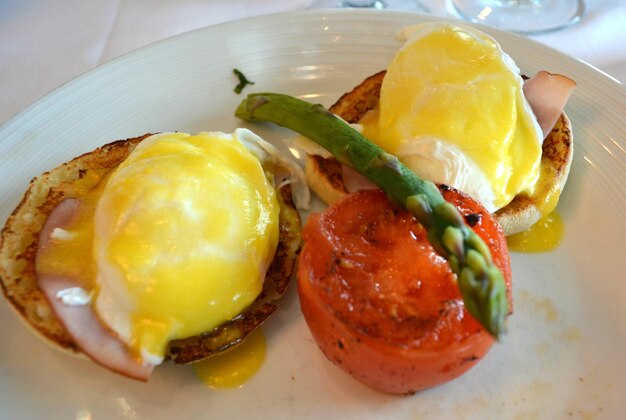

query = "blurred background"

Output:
[[1, 0, 624, 127]]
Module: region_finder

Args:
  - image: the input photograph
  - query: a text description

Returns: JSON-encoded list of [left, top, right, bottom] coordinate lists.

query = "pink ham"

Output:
[[36, 198, 154, 381], [341, 164, 378, 193], [524, 71, 576, 138]]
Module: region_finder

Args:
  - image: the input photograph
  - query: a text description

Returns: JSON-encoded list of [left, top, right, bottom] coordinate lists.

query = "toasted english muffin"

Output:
[[0, 134, 302, 364], [305, 71, 573, 236]]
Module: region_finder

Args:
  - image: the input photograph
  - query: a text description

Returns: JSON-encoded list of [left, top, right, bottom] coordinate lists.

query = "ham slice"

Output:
[[341, 164, 378, 193], [36, 198, 154, 381], [523, 71, 576, 138]]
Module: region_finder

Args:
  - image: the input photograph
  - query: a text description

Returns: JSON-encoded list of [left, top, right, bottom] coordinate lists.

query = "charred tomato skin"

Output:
[[297, 188, 511, 394]]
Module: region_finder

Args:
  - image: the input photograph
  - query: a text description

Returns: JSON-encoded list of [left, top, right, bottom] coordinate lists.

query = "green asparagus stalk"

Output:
[[235, 93, 508, 339]]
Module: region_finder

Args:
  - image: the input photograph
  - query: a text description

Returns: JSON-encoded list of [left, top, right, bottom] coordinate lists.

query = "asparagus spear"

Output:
[[235, 93, 508, 338]]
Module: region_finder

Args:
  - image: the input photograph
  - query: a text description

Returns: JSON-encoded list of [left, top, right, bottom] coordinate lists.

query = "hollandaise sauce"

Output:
[[193, 328, 267, 389], [507, 211, 565, 253], [360, 23, 544, 213]]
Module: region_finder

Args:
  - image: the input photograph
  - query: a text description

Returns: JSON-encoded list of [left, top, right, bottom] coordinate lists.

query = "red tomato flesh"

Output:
[[297, 188, 511, 394]]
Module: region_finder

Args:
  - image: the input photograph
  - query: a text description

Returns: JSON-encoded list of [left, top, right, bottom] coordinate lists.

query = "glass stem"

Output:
[[498, 0, 543, 6], [339, 0, 388, 8]]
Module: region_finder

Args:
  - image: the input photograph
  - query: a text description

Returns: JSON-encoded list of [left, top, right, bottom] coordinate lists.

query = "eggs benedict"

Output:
[[0, 129, 306, 379], [300, 23, 575, 235]]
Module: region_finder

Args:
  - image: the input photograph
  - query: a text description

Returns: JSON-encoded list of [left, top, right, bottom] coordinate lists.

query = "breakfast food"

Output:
[[236, 91, 511, 393], [300, 23, 575, 236], [232, 21, 577, 396], [298, 187, 511, 394], [234, 21, 576, 395], [237, 91, 510, 335], [0, 129, 306, 380]]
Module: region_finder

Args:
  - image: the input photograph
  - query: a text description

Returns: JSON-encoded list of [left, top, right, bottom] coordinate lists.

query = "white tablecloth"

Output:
[[1, 0, 624, 127]]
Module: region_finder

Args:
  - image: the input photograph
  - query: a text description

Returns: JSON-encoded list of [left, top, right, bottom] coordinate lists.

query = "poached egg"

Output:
[[36, 129, 305, 366], [359, 23, 544, 212]]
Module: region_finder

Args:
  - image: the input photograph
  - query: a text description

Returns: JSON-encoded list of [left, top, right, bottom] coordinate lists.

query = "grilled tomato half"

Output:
[[297, 188, 511, 394]]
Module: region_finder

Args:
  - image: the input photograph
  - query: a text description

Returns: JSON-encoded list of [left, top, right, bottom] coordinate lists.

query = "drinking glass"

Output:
[[309, 0, 429, 12], [452, 0, 585, 34]]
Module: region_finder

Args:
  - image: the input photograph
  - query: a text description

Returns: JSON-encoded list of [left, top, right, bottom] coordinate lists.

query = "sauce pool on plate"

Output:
[[507, 211, 565, 253], [193, 327, 267, 389]]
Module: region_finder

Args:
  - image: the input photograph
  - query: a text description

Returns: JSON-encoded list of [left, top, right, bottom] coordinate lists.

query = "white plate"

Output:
[[1, 9, 625, 419]]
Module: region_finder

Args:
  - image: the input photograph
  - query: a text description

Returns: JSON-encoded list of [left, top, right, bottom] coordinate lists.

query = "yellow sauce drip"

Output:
[[35, 172, 110, 288], [507, 211, 565, 253], [193, 328, 266, 389]]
